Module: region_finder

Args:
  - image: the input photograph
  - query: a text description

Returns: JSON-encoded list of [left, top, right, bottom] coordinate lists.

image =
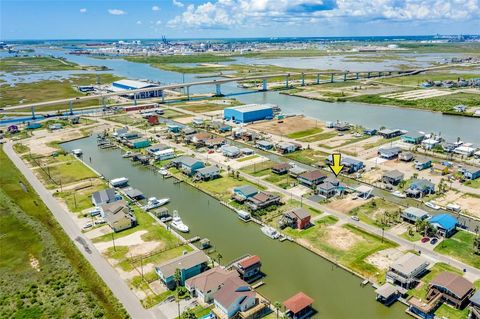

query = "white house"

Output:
[[153, 148, 176, 161]]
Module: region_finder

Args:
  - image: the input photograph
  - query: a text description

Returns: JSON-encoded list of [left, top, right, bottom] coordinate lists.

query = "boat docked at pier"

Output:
[[261, 226, 280, 239], [171, 211, 189, 233], [110, 177, 129, 187], [143, 197, 169, 211]]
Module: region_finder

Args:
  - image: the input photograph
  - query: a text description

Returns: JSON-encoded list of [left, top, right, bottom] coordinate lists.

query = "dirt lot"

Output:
[[365, 248, 404, 270], [248, 115, 323, 136], [435, 191, 480, 219], [326, 194, 372, 213], [325, 225, 364, 250]]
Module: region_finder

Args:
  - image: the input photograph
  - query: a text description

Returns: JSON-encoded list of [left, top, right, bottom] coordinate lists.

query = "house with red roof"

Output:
[[283, 292, 315, 319], [185, 267, 238, 304], [297, 170, 326, 189], [234, 255, 262, 283]]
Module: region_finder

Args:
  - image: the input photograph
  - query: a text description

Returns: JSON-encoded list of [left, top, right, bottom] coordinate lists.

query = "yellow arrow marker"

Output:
[[329, 153, 344, 177]]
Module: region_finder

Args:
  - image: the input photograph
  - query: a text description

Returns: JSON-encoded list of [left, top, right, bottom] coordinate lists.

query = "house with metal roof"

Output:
[[101, 200, 137, 232], [378, 128, 403, 139], [402, 132, 425, 144], [386, 253, 430, 289], [428, 214, 457, 237], [255, 140, 274, 151], [195, 166, 221, 181], [170, 156, 205, 176], [232, 185, 258, 202], [283, 292, 315, 319], [399, 152, 414, 162], [401, 207, 429, 224], [428, 272, 474, 309], [378, 147, 402, 159], [276, 141, 300, 154], [280, 208, 311, 230], [382, 170, 404, 186], [414, 157, 432, 170], [91, 188, 121, 207], [155, 250, 209, 290], [375, 283, 403, 306], [406, 179, 435, 198], [461, 165, 480, 180], [222, 145, 241, 158]]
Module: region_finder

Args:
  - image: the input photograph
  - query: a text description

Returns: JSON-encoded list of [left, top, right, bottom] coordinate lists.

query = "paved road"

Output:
[[4, 142, 159, 319]]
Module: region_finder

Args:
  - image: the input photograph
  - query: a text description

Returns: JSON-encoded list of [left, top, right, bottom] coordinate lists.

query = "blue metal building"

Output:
[[224, 104, 274, 123]]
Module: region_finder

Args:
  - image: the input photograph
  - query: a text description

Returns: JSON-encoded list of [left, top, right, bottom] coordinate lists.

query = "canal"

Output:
[[62, 135, 409, 319]]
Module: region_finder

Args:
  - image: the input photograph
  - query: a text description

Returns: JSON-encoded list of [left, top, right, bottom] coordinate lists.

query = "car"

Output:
[[94, 219, 106, 225], [351, 215, 360, 221], [430, 238, 438, 245], [425, 201, 440, 210], [391, 190, 406, 198], [421, 237, 430, 243], [89, 208, 101, 217], [82, 223, 93, 230], [208, 150, 214, 154]]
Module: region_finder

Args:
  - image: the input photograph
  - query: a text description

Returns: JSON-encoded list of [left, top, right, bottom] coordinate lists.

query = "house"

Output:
[[427, 272, 474, 309], [101, 200, 137, 232], [205, 137, 226, 149], [289, 166, 307, 178], [167, 124, 182, 133], [407, 295, 440, 319], [186, 267, 238, 304], [212, 277, 265, 319], [195, 166, 221, 181], [241, 148, 254, 155], [364, 128, 377, 136], [147, 143, 170, 155], [399, 152, 414, 162], [461, 166, 480, 180], [191, 132, 211, 146], [356, 185, 373, 200], [276, 142, 300, 154], [378, 147, 402, 160], [222, 145, 241, 158], [192, 118, 204, 126], [342, 157, 364, 173], [234, 255, 262, 283], [428, 214, 457, 237], [155, 250, 209, 290], [316, 181, 337, 198], [402, 132, 425, 144], [442, 142, 457, 153], [454, 146, 476, 157], [171, 156, 205, 176], [91, 188, 121, 206], [414, 157, 432, 170], [382, 170, 404, 186], [129, 138, 151, 149], [132, 154, 150, 165], [378, 129, 403, 139], [153, 148, 176, 161], [255, 140, 274, 151], [232, 185, 258, 202], [246, 192, 281, 211], [280, 208, 311, 230], [283, 292, 315, 319], [297, 170, 326, 188], [123, 187, 144, 201], [469, 290, 480, 319], [386, 253, 430, 289], [271, 163, 291, 175], [406, 179, 435, 198], [375, 283, 401, 306], [422, 138, 441, 150], [401, 207, 429, 223], [183, 127, 196, 136]]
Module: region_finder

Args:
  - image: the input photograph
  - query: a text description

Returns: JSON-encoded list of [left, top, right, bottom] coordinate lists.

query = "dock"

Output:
[[251, 281, 265, 289]]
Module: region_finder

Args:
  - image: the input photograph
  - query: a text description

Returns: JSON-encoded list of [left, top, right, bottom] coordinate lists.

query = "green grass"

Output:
[[400, 230, 423, 242], [117, 245, 193, 272], [36, 159, 98, 188], [236, 154, 259, 162], [177, 100, 241, 113], [408, 263, 463, 299], [13, 143, 30, 154], [379, 71, 480, 87], [298, 131, 338, 143], [434, 230, 480, 268], [0, 147, 128, 318], [464, 178, 480, 189], [124, 54, 234, 64], [240, 160, 275, 176], [163, 109, 191, 119], [284, 149, 328, 165], [0, 56, 80, 72], [349, 198, 402, 229], [287, 127, 324, 139], [195, 173, 264, 202], [104, 114, 146, 126], [1, 73, 121, 109], [362, 136, 401, 150], [55, 181, 106, 213]]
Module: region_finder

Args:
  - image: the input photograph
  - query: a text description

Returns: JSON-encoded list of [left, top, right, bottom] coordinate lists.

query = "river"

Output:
[[61, 135, 409, 319]]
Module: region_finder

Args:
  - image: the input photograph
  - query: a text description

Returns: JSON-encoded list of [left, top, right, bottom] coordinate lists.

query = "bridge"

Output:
[[1, 68, 426, 118]]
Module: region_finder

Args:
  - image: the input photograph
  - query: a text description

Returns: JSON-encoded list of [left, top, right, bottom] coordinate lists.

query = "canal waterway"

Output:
[[61, 135, 409, 319]]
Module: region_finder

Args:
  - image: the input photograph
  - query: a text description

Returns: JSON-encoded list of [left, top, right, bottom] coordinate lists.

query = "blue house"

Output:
[[402, 132, 425, 144], [256, 140, 274, 151], [233, 185, 258, 202], [155, 250, 209, 289], [171, 156, 205, 176], [462, 166, 480, 180], [26, 122, 42, 130], [364, 128, 377, 136], [222, 145, 241, 158], [428, 214, 457, 237], [406, 179, 435, 198], [167, 124, 182, 133], [342, 157, 364, 173], [224, 104, 273, 123], [414, 157, 432, 170]]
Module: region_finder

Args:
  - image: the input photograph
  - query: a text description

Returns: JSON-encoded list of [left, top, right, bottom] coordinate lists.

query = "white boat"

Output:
[[72, 149, 83, 156], [237, 210, 251, 221], [425, 201, 440, 210], [171, 211, 189, 233], [122, 151, 133, 158], [110, 177, 129, 187], [144, 197, 169, 211], [158, 168, 170, 176], [391, 190, 406, 198], [261, 226, 280, 239]]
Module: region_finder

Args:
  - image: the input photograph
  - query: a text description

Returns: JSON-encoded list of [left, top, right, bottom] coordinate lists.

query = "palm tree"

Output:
[[474, 236, 480, 255], [174, 268, 182, 318], [216, 253, 223, 266], [273, 301, 282, 319]]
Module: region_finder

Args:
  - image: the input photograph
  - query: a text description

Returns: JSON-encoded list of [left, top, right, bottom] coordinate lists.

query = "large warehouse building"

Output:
[[109, 79, 162, 99], [224, 104, 274, 123]]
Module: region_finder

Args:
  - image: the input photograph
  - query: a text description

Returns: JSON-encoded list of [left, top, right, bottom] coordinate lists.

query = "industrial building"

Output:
[[224, 104, 274, 123], [109, 79, 162, 99]]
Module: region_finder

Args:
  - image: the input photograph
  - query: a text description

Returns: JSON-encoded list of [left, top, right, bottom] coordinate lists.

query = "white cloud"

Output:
[[108, 9, 126, 15], [79, 8, 87, 13], [173, 0, 185, 8], [152, 5, 160, 11], [156, 20, 162, 25], [167, 0, 480, 29], [136, 20, 142, 25]]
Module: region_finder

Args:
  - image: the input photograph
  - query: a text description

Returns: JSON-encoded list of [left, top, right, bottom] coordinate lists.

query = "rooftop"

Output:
[[383, 169, 404, 179], [185, 267, 237, 293], [299, 170, 326, 181], [156, 250, 209, 279], [285, 207, 311, 220], [113, 79, 156, 89], [429, 272, 473, 299], [375, 283, 398, 299], [213, 277, 254, 309], [238, 255, 261, 269], [283, 292, 314, 314], [390, 253, 429, 276], [225, 103, 273, 113], [429, 214, 457, 231]]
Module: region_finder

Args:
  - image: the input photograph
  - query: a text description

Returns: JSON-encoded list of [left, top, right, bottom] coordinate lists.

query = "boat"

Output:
[[158, 167, 170, 176], [237, 210, 251, 221], [122, 151, 133, 158], [425, 201, 440, 210], [391, 190, 406, 198], [110, 177, 129, 187], [143, 197, 169, 211], [72, 149, 83, 156], [171, 211, 189, 233], [261, 226, 280, 239]]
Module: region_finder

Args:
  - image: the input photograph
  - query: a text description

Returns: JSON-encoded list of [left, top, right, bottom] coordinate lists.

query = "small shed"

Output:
[[283, 292, 314, 319]]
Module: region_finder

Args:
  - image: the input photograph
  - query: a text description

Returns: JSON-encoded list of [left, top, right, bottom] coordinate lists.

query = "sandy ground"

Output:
[[326, 195, 372, 213], [390, 223, 409, 236], [360, 168, 383, 184], [94, 230, 163, 257], [288, 185, 312, 197], [382, 89, 455, 101], [85, 225, 113, 239], [27, 129, 86, 155], [230, 155, 268, 170], [318, 132, 368, 149], [325, 225, 364, 250], [174, 116, 195, 124], [365, 248, 405, 270], [248, 115, 323, 136]]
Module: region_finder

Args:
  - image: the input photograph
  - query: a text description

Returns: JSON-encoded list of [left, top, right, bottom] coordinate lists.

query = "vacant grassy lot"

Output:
[[285, 149, 329, 166], [104, 114, 146, 126], [287, 127, 324, 139], [0, 148, 128, 318], [55, 180, 106, 213], [379, 71, 480, 87], [36, 159, 98, 188], [1, 73, 120, 109], [196, 173, 264, 202], [0, 56, 80, 72], [349, 198, 402, 229], [298, 131, 338, 143], [434, 230, 480, 268]]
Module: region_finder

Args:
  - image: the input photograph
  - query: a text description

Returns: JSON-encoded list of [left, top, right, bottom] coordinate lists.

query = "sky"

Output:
[[1, 0, 479, 40]]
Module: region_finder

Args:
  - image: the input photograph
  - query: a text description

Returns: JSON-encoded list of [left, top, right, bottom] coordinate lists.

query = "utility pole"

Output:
[[111, 232, 116, 251]]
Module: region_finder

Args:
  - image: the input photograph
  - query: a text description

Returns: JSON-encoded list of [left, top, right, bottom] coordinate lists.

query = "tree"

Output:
[[273, 301, 282, 319], [181, 308, 196, 319], [216, 253, 223, 266], [174, 268, 182, 318], [474, 236, 480, 255]]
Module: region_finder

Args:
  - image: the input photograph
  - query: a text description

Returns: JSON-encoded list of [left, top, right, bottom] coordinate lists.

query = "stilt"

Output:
[[285, 74, 289, 88], [330, 74, 334, 83], [134, 94, 137, 106], [69, 100, 73, 115], [343, 73, 347, 81], [316, 74, 320, 84], [356, 73, 359, 80], [186, 86, 190, 100], [262, 79, 267, 91], [161, 90, 165, 103], [215, 83, 222, 96], [301, 73, 305, 86], [367, 72, 371, 78], [31, 106, 36, 120]]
